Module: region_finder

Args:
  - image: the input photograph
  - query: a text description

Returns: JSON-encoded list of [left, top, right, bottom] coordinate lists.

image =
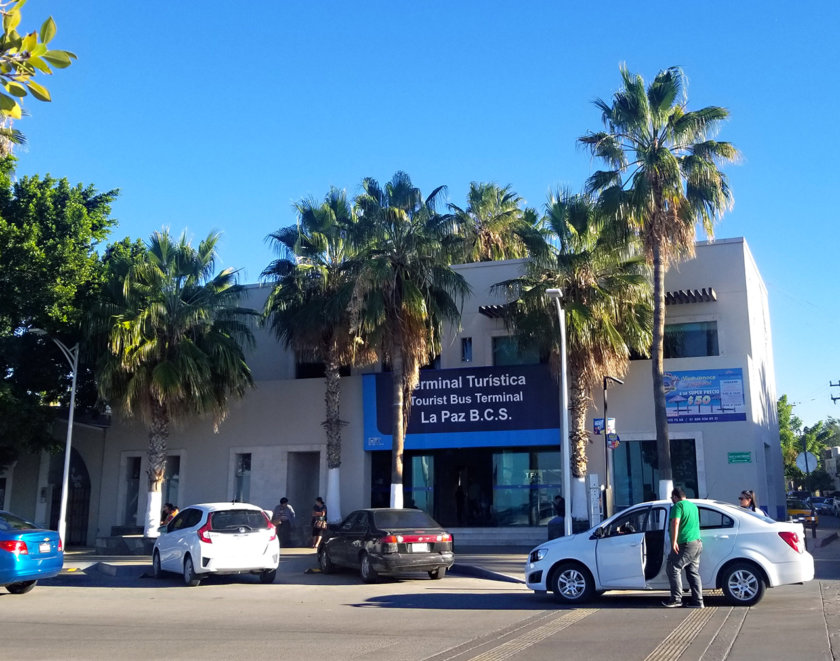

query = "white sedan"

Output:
[[525, 499, 814, 606], [153, 502, 280, 586]]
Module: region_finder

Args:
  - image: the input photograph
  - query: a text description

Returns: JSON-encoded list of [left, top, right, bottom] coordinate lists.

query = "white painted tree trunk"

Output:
[[390, 482, 403, 509], [145, 490, 162, 538], [326, 467, 341, 523], [659, 478, 674, 500], [571, 476, 587, 520]]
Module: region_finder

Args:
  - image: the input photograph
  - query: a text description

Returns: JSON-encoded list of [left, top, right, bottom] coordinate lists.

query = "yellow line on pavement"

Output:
[[644, 608, 717, 661]]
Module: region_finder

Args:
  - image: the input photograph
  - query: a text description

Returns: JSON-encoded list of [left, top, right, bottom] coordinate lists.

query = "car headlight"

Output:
[[529, 548, 548, 562]]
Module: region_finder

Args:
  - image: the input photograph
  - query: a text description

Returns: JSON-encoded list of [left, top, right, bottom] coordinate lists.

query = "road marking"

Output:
[[463, 609, 597, 661], [643, 607, 717, 661]]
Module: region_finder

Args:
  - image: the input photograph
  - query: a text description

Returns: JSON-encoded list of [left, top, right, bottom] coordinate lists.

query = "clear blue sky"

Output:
[[13, 1, 840, 428]]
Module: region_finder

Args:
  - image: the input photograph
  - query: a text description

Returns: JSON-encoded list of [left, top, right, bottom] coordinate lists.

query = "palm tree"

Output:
[[262, 187, 375, 522], [579, 65, 738, 499], [449, 182, 540, 262], [495, 191, 651, 523], [92, 230, 255, 536], [350, 171, 470, 508]]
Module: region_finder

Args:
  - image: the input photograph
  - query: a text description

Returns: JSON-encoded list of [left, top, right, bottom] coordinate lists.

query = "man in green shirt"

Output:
[[663, 487, 703, 608]]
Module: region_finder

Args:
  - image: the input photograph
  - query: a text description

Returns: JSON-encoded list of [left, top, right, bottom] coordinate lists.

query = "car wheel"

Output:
[[550, 562, 595, 604], [6, 580, 37, 594], [183, 555, 201, 587], [360, 553, 379, 583], [318, 546, 335, 574], [428, 567, 446, 580], [720, 562, 765, 606], [152, 551, 163, 579], [259, 568, 277, 584]]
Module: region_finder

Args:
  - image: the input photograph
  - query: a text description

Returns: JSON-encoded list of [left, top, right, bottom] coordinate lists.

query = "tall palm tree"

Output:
[[449, 182, 540, 262], [350, 171, 470, 508], [92, 230, 255, 536], [262, 187, 375, 522], [496, 191, 651, 522], [579, 65, 738, 499]]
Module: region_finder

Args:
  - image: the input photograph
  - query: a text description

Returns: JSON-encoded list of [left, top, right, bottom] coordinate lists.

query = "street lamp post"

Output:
[[33, 330, 79, 546], [546, 288, 572, 536], [603, 376, 623, 519]]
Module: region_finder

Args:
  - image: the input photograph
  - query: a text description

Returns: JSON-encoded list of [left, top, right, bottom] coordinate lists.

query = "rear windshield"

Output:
[[0, 512, 38, 531], [372, 510, 441, 530], [787, 500, 809, 510], [210, 509, 268, 531]]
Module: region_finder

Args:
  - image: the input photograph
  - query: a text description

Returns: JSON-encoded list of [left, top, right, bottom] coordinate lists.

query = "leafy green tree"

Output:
[[777, 395, 802, 484], [0, 156, 116, 467], [1, 1, 76, 151], [450, 182, 542, 262], [350, 172, 469, 507], [495, 191, 651, 522], [91, 230, 256, 535], [580, 65, 738, 498], [262, 188, 375, 521]]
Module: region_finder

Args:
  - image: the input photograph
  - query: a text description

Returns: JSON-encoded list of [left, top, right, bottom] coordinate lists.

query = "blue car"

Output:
[[0, 510, 64, 594]]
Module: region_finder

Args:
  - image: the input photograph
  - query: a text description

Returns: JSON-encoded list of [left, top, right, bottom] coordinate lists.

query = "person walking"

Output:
[[311, 497, 327, 548], [271, 497, 296, 547], [738, 489, 758, 512], [662, 487, 703, 608]]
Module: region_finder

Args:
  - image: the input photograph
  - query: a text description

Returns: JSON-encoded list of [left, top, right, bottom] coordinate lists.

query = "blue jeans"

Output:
[[666, 539, 703, 604]]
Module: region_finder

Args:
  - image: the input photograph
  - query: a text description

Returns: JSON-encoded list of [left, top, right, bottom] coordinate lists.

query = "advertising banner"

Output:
[[363, 364, 560, 450], [664, 368, 747, 423]]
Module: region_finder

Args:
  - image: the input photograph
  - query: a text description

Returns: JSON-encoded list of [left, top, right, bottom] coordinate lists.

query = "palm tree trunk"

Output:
[[390, 332, 405, 509], [651, 240, 673, 499], [569, 378, 590, 522], [324, 338, 343, 522], [144, 401, 169, 537]]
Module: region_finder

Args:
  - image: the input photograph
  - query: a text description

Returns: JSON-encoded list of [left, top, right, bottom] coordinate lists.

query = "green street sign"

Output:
[[728, 451, 752, 464]]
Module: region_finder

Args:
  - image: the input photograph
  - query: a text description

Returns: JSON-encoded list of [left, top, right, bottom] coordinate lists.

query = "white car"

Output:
[[525, 499, 814, 606], [152, 502, 280, 586]]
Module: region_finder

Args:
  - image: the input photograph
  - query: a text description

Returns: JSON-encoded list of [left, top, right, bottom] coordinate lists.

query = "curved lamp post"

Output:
[[545, 289, 572, 536], [603, 376, 623, 518], [32, 330, 79, 546]]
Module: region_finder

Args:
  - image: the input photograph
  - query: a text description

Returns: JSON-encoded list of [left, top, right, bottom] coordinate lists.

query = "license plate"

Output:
[[409, 543, 430, 553], [39, 542, 51, 553]]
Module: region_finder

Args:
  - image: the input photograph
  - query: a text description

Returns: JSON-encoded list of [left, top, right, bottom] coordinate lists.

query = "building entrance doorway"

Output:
[[286, 452, 320, 543], [49, 448, 90, 546]]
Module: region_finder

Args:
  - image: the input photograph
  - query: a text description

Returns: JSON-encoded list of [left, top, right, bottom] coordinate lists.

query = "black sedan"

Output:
[[318, 508, 454, 582]]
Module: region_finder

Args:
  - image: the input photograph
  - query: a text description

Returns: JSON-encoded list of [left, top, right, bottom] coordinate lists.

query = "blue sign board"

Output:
[[664, 368, 747, 423], [363, 364, 560, 450]]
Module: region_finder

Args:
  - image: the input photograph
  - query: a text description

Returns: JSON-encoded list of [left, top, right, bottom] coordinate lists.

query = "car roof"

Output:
[[184, 502, 266, 512]]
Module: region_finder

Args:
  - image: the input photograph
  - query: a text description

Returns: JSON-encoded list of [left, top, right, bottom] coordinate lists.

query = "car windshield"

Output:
[[210, 509, 268, 530], [787, 499, 809, 510], [373, 510, 441, 530], [809, 497, 827, 504], [0, 512, 38, 531]]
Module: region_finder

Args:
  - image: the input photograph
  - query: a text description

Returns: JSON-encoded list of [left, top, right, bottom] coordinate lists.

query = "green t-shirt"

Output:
[[670, 499, 701, 544]]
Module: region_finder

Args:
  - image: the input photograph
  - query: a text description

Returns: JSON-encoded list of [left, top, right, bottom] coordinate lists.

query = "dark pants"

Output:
[[666, 539, 703, 604]]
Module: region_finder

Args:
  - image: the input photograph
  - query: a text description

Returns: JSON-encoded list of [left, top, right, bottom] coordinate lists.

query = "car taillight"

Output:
[[379, 532, 453, 544], [197, 519, 213, 544], [0, 540, 28, 554], [262, 512, 277, 542], [58, 538, 63, 552], [779, 531, 802, 553]]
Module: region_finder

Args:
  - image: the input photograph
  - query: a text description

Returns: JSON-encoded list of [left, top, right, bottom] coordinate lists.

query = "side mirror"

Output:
[[157, 525, 168, 534]]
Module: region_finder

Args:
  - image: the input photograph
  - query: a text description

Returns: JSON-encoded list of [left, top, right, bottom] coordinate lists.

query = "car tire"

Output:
[[550, 562, 595, 604], [259, 568, 277, 584], [360, 553, 379, 583], [720, 561, 765, 606], [428, 567, 446, 580], [6, 580, 37, 594], [318, 546, 335, 574], [152, 551, 163, 579], [183, 555, 201, 587]]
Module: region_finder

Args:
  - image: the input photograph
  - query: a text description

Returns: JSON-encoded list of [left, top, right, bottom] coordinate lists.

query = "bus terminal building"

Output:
[[2, 237, 784, 547]]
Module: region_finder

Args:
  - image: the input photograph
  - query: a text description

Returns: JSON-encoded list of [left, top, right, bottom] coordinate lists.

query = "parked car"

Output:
[[0, 510, 63, 594], [152, 502, 279, 586], [807, 497, 833, 516], [525, 499, 814, 607], [318, 508, 454, 582], [787, 498, 818, 528]]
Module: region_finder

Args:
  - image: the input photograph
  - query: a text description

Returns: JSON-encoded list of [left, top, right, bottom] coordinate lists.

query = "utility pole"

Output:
[[831, 381, 840, 404]]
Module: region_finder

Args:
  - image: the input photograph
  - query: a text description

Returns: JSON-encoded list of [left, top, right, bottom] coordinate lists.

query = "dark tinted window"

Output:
[[339, 511, 368, 532], [373, 509, 441, 530], [210, 509, 268, 530], [0, 512, 37, 531], [605, 507, 648, 536], [664, 321, 719, 358], [167, 509, 199, 531], [698, 507, 734, 530]]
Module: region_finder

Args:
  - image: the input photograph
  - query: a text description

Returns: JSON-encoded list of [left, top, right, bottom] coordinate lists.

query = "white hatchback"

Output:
[[525, 499, 814, 606], [152, 502, 280, 586]]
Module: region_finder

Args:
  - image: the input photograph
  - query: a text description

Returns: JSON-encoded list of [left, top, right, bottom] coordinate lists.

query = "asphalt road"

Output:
[[1, 520, 837, 661]]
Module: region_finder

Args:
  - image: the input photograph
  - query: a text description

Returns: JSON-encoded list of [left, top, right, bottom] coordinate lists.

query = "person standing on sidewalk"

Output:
[[663, 487, 704, 608]]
